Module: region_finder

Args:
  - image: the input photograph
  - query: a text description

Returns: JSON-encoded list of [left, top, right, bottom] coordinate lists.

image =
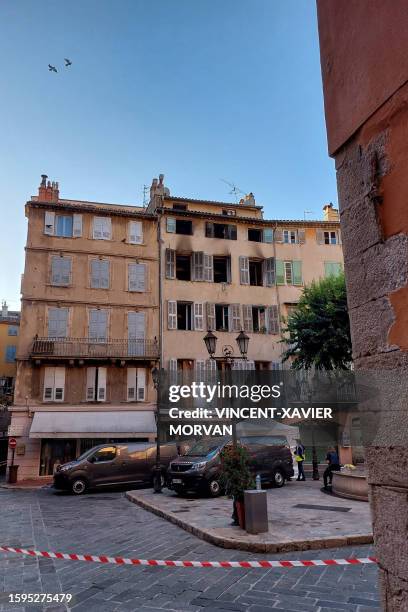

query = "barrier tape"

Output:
[[0, 546, 378, 569]]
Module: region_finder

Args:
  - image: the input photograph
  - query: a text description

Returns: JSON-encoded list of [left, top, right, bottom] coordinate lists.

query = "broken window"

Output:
[[215, 304, 229, 331], [248, 228, 263, 242], [205, 222, 237, 240], [176, 255, 191, 281], [177, 302, 193, 330], [167, 218, 193, 234], [249, 260, 263, 286], [213, 256, 230, 283]]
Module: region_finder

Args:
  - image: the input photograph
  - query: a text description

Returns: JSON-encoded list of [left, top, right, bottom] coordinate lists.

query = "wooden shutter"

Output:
[[263, 257, 275, 287], [127, 367, 137, 401], [316, 229, 324, 244], [97, 367, 107, 401], [165, 249, 176, 279], [275, 260, 285, 285], [169, 358, 178, 384], [193, 303, 204, 331], [206, 359, 217, 382], [128, 263, 146, 292], [48, 308, 68, 338], [195, 359, 206, 381], [43, 367, 55, 401], [129, 221, 143, 244], [86, 367, 96, 401], [93, 217, 103, 239], [44, 211, 55, 235], [102, 218, 112, 239], [284, 261, 293, 284], [99, 260, 109, 288], [166, 217, 176, 233], [167, 301, 177, 330], [73, 214, 82, 237], [229, 304, 241, 332], [298, 229, 306, 244], [192, 252, 204, 281], [206, 303, 216, 330], [239, 256, 250, 285], [51, 256, 71, 285], [54, 367, 65, 401], [293, 261, 302, 285], [267, 305, 279, 334], [89, 309, 108, 340], [136, 368, 146, 401], [128, 311, 145, 339], [242, 305, 253, 332], [226, 257, 232, 283], [205, 222, 214, 238], [274, 228, 283, 243], [204, 254, 213, 282], [228, 225, 237, 240], [263, 228, 273, 243]]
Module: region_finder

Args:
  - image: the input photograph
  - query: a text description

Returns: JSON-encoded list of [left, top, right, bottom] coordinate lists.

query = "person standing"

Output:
[[323, 447, 341, 489], [295, 441, 306, 481]]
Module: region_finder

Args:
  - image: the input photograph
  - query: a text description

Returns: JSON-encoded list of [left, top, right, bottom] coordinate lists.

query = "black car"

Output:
[[167, 435, 294, 497]]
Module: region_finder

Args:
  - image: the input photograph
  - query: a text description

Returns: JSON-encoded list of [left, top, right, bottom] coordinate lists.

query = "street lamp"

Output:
[[151, 366, 163, 493], [235, 330, 249, 359], [203, 330, 218, 358]]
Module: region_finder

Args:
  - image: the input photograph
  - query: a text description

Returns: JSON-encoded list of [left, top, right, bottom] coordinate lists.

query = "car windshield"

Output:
[[185, 437, 230, 457], [75, 448, 96, 462]]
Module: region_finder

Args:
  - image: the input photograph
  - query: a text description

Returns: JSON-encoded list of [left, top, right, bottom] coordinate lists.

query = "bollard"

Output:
[[244, 490, 268, 534]]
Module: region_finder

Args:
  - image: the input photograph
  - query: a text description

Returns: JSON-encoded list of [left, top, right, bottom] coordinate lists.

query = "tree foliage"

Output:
[[281, 272, 352, 370]]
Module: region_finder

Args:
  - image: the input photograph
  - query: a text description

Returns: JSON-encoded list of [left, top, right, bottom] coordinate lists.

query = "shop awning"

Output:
[[29, 411, 156, 439]]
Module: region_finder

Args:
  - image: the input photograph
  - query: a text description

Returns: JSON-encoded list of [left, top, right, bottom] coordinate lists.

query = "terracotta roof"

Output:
[[163, 195, 263, 210], [28, 200, 155, 219]]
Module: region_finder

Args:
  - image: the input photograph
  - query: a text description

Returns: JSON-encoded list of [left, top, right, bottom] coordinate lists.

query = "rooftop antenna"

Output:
[[142, 185, 149, 208], [220, 178, 246, 203], [304, 210, 315, 220]]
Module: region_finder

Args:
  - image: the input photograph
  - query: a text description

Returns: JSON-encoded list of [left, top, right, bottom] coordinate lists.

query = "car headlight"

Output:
[[190, 461, 207, 471]]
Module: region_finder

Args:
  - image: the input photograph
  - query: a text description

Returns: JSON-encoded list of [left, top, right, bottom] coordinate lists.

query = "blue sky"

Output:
[[0, 0, 335, 309]]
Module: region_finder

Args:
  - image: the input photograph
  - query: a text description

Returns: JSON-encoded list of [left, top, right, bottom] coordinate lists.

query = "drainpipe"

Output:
[[272, 223, 285, 365], [157, 204, 164, 369]]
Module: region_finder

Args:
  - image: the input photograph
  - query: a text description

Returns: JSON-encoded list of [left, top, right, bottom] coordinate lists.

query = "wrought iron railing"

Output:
[[30, 337, 159, 359]]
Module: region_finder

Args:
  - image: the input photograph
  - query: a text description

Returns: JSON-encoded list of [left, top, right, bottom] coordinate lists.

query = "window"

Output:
[[127, 367, 146, 401], [91, 446, 117, 462], [43, 366, 65, 402], [173, 203, 187, 211], [129, 221, 143, 244], [176, 255, 191, 281], [284, 261, 293, 284], [193, 303, 204, 331], [5, 345, 16, 363], [283, 229, 297, 244], [128, 311, 145, 356], [177, 302, 193, 330], [86, 367, 107, 401], [324, 262, 343, 277], [222, 209, 236, 216], [128, 263, 146, 292], [215, 304, 229, 331], [40, 439, 76, 476], [240, 257, 274, 286], [89, 309, 108, 341], [213, 256, 230, 283], [324, 231, 338, 245], [8, 325, 18, 336], [90, 259, 110, 289], [51, 256, 71, 286], [166, 217, 192, 235], [55, 215, 73, 237], [252, 306, 266, 332], [93, 216, 112, 240], [48, 308, 68, 338], [275, 260, 302, 285], [205, 222, 237, 240], [248, 228, 263, 242], [249, 260, 263, 286]]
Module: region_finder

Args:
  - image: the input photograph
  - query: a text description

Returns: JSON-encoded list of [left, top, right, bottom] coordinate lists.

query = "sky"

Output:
[[0, 0, 336, 309]]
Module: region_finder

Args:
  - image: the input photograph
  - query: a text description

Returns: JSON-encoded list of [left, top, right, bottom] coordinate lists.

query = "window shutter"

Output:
[[229, 304, 241, 332], [298, 229, 306, 244], [242, 305, 253, 332], [204, 254, 213, 282], [263, 228, 273, 243], [226, 257, 232, 283], [206, 303, 216, 331], [100, 260, 109, 288], [51, 256, 71, 285], [275, 260, 285, 285], [127, 367, 137, 401], [89, 309, 108, 341], [169, 358, 178, 384], [239, 256, 250, 285], [192, 252, 204, 281], [102, 218, 112, 239], [246, 360, 256, 370], [97, 367, 107, 401], [54, 367, 65, 401], [128, 263, 146, 292], [136, 368, 146, 401], [165, 249, 176, 279], [193, 303, 204, 331], [129, 221, 143, 244], [43, 367, 54, 401], [128, 311, 145, 339], [267, 305, 279, 334], [44, 211, 55, 235], [166, 217, 176, 233], [205, 222, 214, 238], [228, 225, 237, 240], [93, 217, 103, 239], [48, 308, 68, 338], [292, 261, 302, 285], [86, 367, 96, 401], [73, 214, 83, 237], [274, 228, 283, 243], [167, 301, 177, 330], [206, 359, 217, 382], [195, 359, 206, 381], [338, 230, 342, 245], [263, 257, 275, 287], [316, 229, 324, 244], [284, 261, 293, 284]]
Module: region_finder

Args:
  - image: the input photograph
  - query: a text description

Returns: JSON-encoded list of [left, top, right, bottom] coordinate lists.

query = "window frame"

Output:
[[55, 215, 73, 238]]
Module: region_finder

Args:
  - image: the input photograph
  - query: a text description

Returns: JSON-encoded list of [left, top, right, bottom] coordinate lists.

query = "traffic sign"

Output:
[[8, 438, 17, 450]]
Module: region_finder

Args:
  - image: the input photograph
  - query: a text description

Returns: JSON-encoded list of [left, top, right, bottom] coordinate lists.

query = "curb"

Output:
[[125, 492, 374, 553]]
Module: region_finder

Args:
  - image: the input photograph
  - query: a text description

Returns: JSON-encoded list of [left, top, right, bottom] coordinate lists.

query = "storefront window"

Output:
[[39, 439, 77, 476]]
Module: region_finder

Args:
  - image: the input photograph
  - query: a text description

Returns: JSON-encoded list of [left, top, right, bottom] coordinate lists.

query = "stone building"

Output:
[[317, 1, 408, 608], [0, 302, 20, 397]]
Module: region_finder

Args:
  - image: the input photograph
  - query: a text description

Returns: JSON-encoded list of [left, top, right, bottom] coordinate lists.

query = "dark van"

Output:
[[53, 442, 179, 495], [167, 435, 294, 497]]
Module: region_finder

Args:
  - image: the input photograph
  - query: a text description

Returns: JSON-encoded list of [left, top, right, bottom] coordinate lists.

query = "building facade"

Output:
[[0, 302, 20, 397]]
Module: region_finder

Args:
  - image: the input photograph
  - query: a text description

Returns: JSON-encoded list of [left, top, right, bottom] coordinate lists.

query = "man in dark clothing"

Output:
[[323, 447, 341, 488]]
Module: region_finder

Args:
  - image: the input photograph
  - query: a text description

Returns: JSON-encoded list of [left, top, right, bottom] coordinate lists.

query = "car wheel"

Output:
[[272, 469, 285, 488], [208, 479, 222, 497], [71, 478, 88, 495]]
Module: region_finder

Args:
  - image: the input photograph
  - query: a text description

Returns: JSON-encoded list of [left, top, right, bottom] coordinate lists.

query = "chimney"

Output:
[[244, 192, 256, 206], [323, 203, 339, 221], [38, 174, 59, 202], [1, 301, 8, 319], [149, 174, 170, 205]]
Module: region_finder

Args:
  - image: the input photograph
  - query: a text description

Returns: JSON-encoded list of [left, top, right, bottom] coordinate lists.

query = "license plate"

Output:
[[172, 478, 182, 484]]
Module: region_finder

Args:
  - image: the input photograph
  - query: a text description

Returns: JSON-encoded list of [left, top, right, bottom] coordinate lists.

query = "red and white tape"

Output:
[[0, 546, 378, 569]]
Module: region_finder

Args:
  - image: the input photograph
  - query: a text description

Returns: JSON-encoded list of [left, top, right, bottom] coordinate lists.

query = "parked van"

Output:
[[53, 442, 179, 495], [167, 435, 294, 497]]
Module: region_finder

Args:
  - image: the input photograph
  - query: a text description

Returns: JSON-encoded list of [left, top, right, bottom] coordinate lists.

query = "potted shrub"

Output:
[[220, 443, 254, 529]]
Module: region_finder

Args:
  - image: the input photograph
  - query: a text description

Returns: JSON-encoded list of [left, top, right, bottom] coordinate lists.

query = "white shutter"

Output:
[[91, 259, 109, 289], [263, 257, 275, 287], [195, 359, 206, 383], [97, 367, 107, 401], [86, 367, 96, 401], [193, 303, 204, 331], [54, 367, 65, 402], [192, 252, 204, 281], [298, 229, 306, 244], [128, 263, 146, 292], [48, 308, 68, 338], [136, 368, 146, 401], [239, 256, 250, 285], [206, 303, 216, 331], [43, 367, 55, 401], [169, 358, 178, 384], [128, 311, 145, 339], [165, 249, 176, 279], [274, 228, 283, 243], [206, 359, 217, 382], [51, 256, 71, 285], [316, 229, 324, 245], [242, 305, 253, 332], [129, 221, 143, 244], [204, 254, 213, 282], [93, 217, 103, 239], [44, 211, 55, 235], [246, 360, 255, 370], [89, 309, 108, 341], [102, 218, 112, 239], [127, 367, 137, 401], [73, 214, 83, 237], [267, 305, 280, 334], [166, 217, 176, 233], [167, 301, 177, 330], [229, 304, 241, 332]]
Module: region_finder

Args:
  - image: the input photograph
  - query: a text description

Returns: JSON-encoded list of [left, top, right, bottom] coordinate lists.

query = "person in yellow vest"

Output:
[[294, 441, 306, 481]]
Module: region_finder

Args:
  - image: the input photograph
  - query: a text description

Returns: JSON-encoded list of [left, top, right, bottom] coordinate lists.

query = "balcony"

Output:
[[30, 337, 159, 362]]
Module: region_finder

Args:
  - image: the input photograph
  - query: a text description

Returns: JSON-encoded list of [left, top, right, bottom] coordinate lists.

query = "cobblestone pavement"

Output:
[[0, 487, 380, 612]]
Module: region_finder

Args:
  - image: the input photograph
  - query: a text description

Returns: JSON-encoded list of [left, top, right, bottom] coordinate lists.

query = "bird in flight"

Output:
[[64, 58, 72, 67], [48, 64, 57, 73]]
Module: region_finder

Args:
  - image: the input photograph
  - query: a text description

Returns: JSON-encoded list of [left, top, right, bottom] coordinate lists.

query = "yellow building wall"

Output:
[[0, 321, 19, 379]]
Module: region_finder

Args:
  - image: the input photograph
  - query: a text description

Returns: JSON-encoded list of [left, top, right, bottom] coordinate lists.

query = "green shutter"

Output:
[[166, 217, 176, 233], [293, 261, 302, 285], [275, 260, 285, 285], [263, 228, 273, 243], [325, 262, 342, 277]]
